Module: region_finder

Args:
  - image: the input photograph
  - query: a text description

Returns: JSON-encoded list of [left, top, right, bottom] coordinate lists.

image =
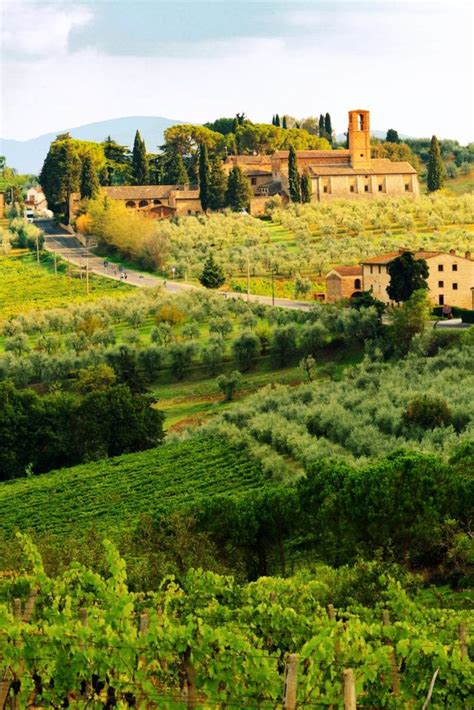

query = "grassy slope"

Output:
[[0, 437, 269, 539], [0, 251, 131, 322]]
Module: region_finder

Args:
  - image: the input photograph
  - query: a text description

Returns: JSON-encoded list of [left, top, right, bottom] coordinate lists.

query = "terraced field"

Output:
[[0, 437, 268, 538]]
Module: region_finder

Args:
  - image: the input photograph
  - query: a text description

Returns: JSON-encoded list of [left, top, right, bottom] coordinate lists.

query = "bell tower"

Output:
[[348, 109, 371, 169]]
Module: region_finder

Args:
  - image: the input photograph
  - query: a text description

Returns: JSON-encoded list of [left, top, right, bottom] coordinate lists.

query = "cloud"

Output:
[[1, 1, 93, 58]]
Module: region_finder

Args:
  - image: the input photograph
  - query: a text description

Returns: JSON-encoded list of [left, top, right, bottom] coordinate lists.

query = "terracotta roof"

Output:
[[225, 155, 272, 165], [101, 186, 177, 199], [246, 170, 273, 177], [273, 150, 350, 158], [308, 159, 417, 176], [328, 265, 363, 277], [361, 250, 440, 265]]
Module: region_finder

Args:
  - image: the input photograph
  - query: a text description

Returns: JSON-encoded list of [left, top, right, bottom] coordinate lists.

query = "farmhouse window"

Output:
[[364, 185, 369, 192], [438, 265, 444, 271], [453, 283, 458, 290], [452, 264, 458, 271], [439, 294, 444, 305], [438, 281, 444, 288]]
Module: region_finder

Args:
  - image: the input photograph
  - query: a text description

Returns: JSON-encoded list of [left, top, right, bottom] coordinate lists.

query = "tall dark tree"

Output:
[[102, 136, 131, 185], [39, 136, 81, 222], [288, 146, 301, 203], [282, 115, 288, 129], [198, 143, 211, 212], [427, 135, 446, 193], [324, 113, 333, 144], [319, 114, 326, 139], [275, 114, 281, 127], [80, 155, 100, 200], [166, 149, 189, 185], [385, 129, 400, 144], [301, 173, 312, 203], [208, 157, 227, 210], [131, 130, 149, 185], [387, 252, 429, 303], [199, 253, 225, 289], [226, 166, 251, 211]]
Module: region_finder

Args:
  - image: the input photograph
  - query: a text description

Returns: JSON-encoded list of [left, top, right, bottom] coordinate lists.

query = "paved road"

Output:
[[38, 220, 312, 310]]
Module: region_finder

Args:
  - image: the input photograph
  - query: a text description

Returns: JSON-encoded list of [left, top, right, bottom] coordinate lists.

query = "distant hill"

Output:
[[0, 116, 186, 175], [335, 130, 410, 142]]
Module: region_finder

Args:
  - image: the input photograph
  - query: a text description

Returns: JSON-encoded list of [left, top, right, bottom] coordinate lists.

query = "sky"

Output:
[[1, 0, 473, 143]]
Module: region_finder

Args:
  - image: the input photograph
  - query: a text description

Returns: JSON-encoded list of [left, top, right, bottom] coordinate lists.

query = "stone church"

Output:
[[226, 109, 419, 212]]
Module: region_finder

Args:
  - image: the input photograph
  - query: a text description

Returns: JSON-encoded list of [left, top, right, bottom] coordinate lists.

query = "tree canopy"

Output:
[[387, 251, 429, 303]]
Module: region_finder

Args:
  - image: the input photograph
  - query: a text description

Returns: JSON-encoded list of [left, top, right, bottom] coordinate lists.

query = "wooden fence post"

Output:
[[283, 653, 298, 710], [343, 668, 357, 710], [182, 646, 197, 709], [459, 623, 468, 662], [382, 610, 400, 697]]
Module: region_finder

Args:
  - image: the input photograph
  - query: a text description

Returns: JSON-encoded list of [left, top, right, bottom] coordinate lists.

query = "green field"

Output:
[[0, 251, 131, 321], [0, 437, 268, 539]]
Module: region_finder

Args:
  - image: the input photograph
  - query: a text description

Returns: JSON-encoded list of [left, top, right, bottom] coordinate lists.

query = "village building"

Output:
[[325, 265, 363, 302], [69, 185, 202, 220], [24, 186, 48, 214], [326, 249, 474, 310]]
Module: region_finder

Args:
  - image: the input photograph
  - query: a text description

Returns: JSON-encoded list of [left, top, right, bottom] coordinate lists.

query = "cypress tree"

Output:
[[324, 113, 333, 144], [275, 114, 281, 127], [80, 155, 99, 199], [131, 130, 149, 185], [40, 136, 81, 222], [166, 150, 189, 185], [199, 253, 225, 289], [198, 144, 210, 211], [282, 115, 288, 129], [301, 173, 312, 203], [288, 146, 301, 203], [427, 135, 446, 192], [226, 166, 252, 211], [208, 157, 227, 210], [232, 117, 239, 134], [319, 114, 326, 139], [271, 115, 275, 126]]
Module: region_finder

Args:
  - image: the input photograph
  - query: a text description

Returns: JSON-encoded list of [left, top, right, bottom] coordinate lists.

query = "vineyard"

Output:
[[0, 540, 472, 708], [0, 437, 268, 539], [0, 251, 130, 322]]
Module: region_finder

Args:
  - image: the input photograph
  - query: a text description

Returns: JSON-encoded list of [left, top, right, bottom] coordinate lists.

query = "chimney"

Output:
[[465, 251, 472, 259], [449, 249, 456, 255]]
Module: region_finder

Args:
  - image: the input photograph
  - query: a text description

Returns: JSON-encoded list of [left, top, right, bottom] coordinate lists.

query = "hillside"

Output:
[[0, 115, 185, 174], [0, 437, 268, 539]]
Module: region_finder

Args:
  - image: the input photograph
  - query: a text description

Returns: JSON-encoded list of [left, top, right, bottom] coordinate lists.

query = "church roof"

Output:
[[308, 159, 417, 176]]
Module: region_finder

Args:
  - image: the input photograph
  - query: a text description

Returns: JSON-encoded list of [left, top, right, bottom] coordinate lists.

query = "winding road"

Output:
[[38, 220, 312, 310]]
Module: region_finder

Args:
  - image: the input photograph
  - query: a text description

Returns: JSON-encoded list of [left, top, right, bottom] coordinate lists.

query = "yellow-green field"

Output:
[[0, 251, 131, 322]]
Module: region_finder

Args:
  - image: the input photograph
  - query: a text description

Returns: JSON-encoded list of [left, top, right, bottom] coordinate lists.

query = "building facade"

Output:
[[70, 185, 202, 220], [361, 249, 474, 309]]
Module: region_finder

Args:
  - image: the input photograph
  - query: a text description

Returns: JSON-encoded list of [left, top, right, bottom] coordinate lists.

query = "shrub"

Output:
[[232, 331, 261, 372], [402, 395, 453, 430], [217, 371, 242, 401]]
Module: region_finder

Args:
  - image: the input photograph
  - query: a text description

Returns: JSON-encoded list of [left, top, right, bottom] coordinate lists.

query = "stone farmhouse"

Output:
[[70, 185, 201, 220], [326, 249, 474, 310]]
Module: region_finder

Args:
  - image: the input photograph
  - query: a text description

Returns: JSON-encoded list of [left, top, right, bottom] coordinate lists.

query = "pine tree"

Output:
[[301, 173, 312, 203], [324, 113, 333, 144], [427, 135, 446, 192], [166, 150, 189, 185], [288, 146, 301, 203], [319, 114, 326, 139], [80, 155, 99, 199], [102, 135, 131, 185], [208, 157, 227, 210], [199, 253, 225, 289], [386, 129, 400, 144], [198, 144, 210, 211], [282, 115, 288, 129], [131, 130, 149, 185], [226, 166, 252, 211], [275, 114, 281, 127]]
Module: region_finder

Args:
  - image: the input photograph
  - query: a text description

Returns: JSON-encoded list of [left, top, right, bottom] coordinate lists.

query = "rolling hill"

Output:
[[0, 115, 186, 175]]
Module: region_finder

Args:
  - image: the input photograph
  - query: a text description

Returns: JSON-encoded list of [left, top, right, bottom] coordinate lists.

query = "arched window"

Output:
[[358, 113, 365, 130], [138, 200, 149, 208], [125, 200, 135, 208], [153, 199, 162, 205], [354, 278, 362, 290]]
